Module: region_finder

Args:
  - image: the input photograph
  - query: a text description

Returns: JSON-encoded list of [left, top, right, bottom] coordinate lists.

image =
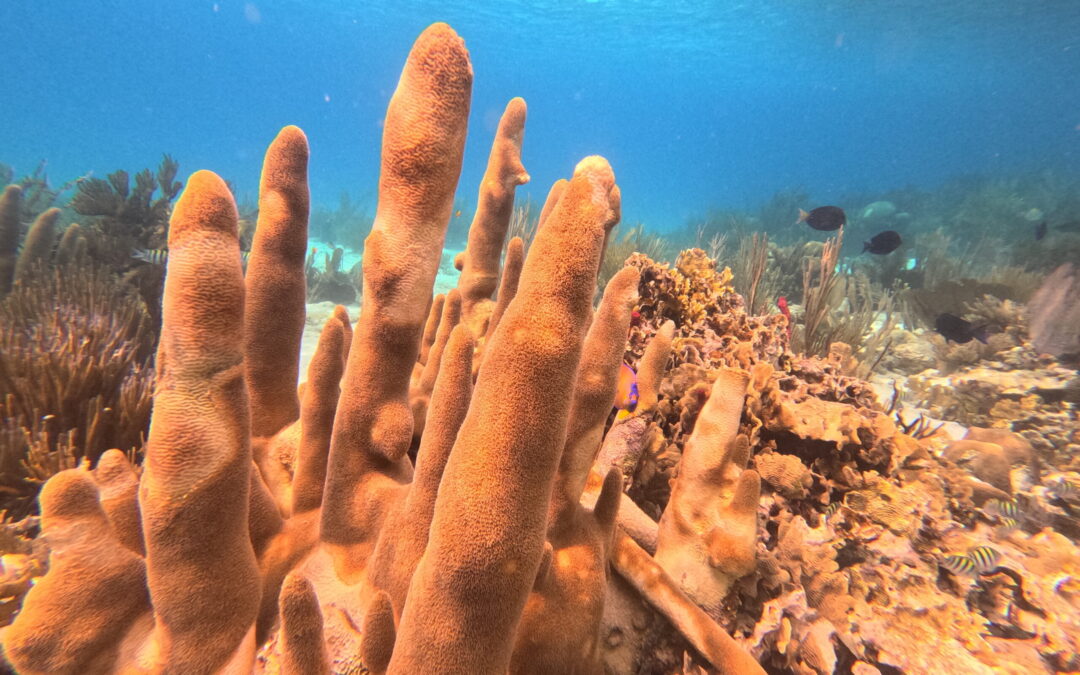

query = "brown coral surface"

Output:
[[0, 22, 763, 675]]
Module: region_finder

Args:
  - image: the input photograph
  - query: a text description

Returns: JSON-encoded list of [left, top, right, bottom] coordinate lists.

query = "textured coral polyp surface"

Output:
[[2, 21, 771, 675]]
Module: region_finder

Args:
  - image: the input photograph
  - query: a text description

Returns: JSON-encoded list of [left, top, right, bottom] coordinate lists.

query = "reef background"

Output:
[[2, 3, 1080, 674], [2, 0, 1079, 231]]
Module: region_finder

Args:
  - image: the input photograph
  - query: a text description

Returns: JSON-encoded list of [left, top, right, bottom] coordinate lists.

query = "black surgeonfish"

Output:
[[863, 230, 902, 254], [935, 313, 989, 344], [797, 205, 846, 231]]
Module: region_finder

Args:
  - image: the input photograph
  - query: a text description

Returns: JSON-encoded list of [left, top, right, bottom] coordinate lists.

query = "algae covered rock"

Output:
[[1028, 263, 1080, 361]]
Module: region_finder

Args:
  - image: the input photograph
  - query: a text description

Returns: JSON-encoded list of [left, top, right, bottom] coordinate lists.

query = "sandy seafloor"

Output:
[[298, 241, 462, 383]]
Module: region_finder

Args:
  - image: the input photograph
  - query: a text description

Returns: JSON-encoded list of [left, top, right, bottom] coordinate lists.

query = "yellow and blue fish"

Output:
[[614, 363, 639, 413]]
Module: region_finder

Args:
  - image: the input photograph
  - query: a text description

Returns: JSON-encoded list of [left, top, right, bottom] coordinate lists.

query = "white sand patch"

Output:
[[869, 372, 968, 440], [297, 244, 464, 381]]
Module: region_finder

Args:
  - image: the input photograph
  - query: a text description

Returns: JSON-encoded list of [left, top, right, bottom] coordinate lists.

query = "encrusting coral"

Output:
[[599, 224, 1080, 671], [0, 23, 763, 675], [655, 369, 761, 617]]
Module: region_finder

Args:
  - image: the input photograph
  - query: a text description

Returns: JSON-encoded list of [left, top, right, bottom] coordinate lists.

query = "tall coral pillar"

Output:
[[320, 23, 473, 571], [389, 157, 621, 674]]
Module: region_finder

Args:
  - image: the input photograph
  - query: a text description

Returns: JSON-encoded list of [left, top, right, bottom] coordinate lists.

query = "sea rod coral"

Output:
[[0, 23, 762, 674]]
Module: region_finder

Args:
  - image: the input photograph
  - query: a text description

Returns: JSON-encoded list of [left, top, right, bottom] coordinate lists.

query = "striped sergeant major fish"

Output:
[[941, 554, 977, 576], [968, 546, 1001, 573], [940, 546, 1002, 577], [1050, 476, 1079, 501], [996, 517, 1019, 531], [133, 248, 251, 268], [984, 499, 1020, 530], [984, 499, 1019, 520]]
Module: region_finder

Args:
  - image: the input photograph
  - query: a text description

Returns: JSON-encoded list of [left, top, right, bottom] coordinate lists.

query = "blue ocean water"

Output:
[[1, 0, 1078, 232]]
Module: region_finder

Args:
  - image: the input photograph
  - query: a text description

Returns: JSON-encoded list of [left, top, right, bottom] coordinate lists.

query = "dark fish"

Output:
[[968, 546, 1001, 573], [863, 230, 902, 255], [797, 206, 846, 231], [1034, 221, 1047, 241], [935, 313, 988, 345]]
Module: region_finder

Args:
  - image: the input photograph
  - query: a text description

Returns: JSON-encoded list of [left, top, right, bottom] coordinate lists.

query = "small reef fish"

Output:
[[941, 547, 1001, 576], [1050, 477, 1079, 500], [614, 362, 639, 412], [777, 296, 792, 340], [133, 248, 252, 267], [860, 200, 897, 222], [824, 502, 841, 519], [934, 313, 988, 345], [132, 248, 169, 265], [1034, 221, 1047, 241], [796, 205, 846, 231], [968, 546, 1001, 573], [863, 230, 902, 255], [941, 554, 978, 576], [985, 498, 1019, 520], [997, 516, 1019, 530]]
